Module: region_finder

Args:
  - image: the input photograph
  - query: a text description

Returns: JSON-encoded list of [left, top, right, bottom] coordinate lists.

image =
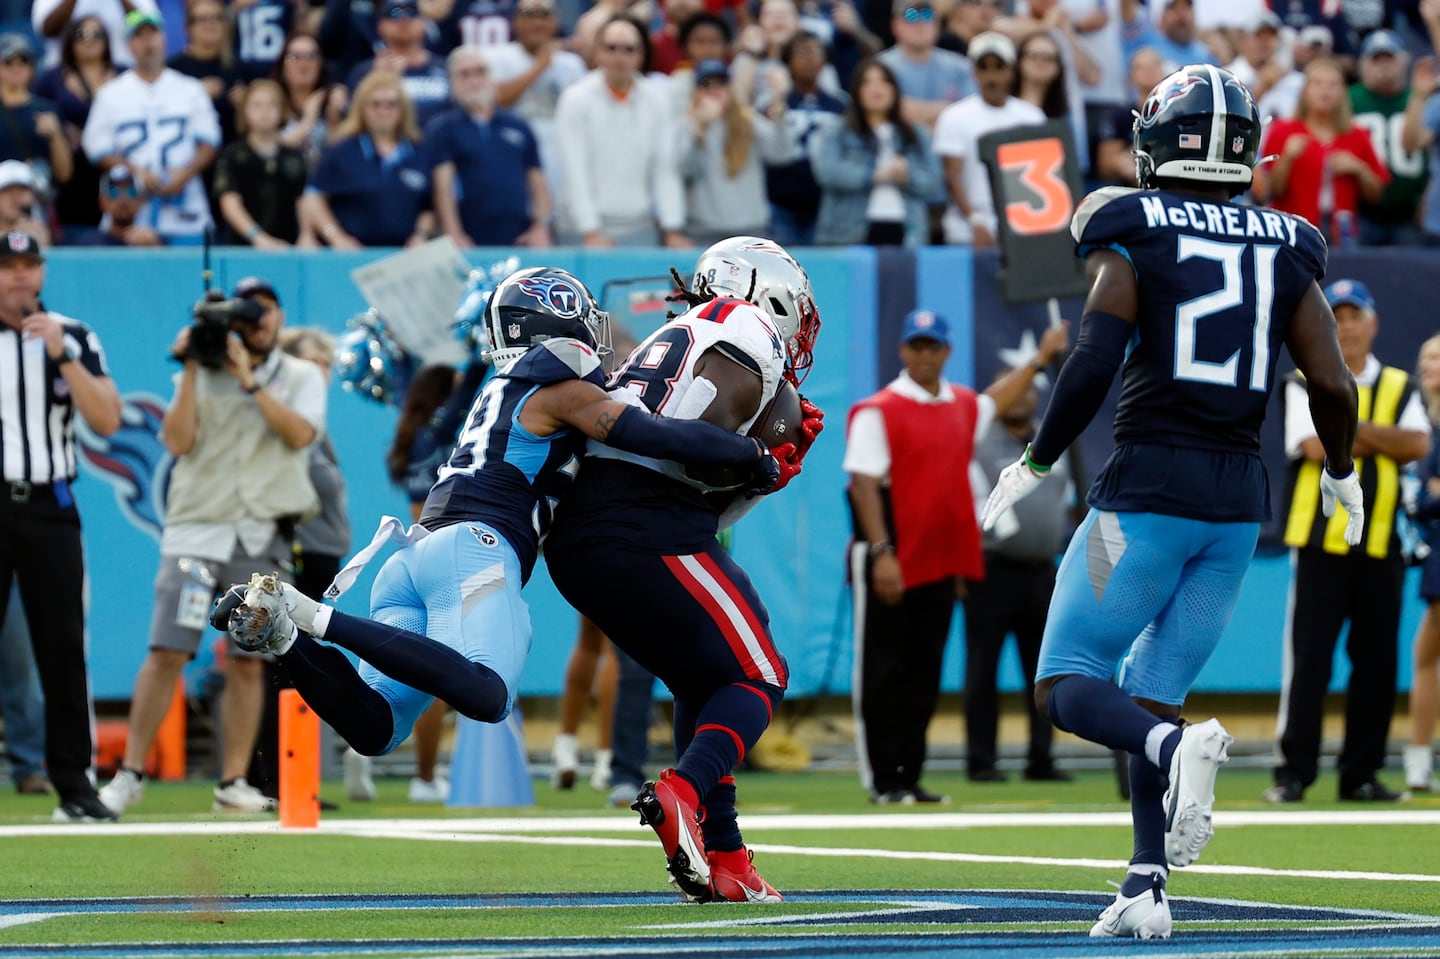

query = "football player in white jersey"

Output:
[[544, 237, 824, 904], [81, 10, 220, 244]]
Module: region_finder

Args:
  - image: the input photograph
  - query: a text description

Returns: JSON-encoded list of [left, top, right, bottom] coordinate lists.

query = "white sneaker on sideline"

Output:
[[409, 776, 450, 803], [1404, 744, 1437, 792], [1163, 717, 1233, 867], [1090, 875, 1172, 939], [590, 748, 613, 792], [214, 777, 277, 813], [98, 769, 144, 816], [551, 733, 579, 790], [344, 748, 375, 801]]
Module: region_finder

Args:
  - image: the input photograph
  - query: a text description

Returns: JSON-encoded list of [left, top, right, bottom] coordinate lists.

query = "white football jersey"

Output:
[[591, 296, 788, 488], [82, 69, 221, 238]]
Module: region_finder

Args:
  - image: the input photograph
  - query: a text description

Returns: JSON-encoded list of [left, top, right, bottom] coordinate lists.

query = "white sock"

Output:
[[309, 604, 333, 638], [1145, 722, 1181, 769], [282, 583, 324, 633]]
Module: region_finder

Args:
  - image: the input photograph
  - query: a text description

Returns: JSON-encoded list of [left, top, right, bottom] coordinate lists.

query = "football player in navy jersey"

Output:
[[981, 65, 1363, 939], [212, 267, 782, 771], [544, 237, 824, 904]]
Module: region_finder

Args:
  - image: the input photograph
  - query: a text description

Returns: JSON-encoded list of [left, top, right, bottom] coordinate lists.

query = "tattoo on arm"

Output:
[[593, 409, 617, 440]]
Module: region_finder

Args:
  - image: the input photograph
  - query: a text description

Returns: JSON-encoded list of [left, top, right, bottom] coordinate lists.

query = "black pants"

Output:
[[961, 555, 1055, 774], [855, 564, 955, 795], [0, 488, 96, 801], [1276, 549, 1404, 793]]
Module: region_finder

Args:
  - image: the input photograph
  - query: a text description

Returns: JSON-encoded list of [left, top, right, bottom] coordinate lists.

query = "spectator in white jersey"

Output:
[[82, 10, 220, 245]]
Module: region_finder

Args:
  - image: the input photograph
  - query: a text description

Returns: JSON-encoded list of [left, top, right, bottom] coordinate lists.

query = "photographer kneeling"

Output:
[[100, 277, 324, 816]]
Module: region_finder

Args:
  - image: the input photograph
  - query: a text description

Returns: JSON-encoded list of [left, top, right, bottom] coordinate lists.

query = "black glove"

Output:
[[743, 439, 783, 497]]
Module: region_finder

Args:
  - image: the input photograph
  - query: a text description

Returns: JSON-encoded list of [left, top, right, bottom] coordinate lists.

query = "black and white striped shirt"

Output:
[[0, 314, 110, 485]]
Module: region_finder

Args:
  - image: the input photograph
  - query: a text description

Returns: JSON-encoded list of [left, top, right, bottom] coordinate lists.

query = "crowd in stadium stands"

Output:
[[0, 0, 1435, 251]]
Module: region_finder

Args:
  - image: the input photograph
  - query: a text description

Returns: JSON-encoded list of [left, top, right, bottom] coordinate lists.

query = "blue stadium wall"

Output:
[[50, 245, 1434, 701]]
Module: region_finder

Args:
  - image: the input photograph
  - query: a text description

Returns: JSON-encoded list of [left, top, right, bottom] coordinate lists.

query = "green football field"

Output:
[[1, 766, 1438, 958]]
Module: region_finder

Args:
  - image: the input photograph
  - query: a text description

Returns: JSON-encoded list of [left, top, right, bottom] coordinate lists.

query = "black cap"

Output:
[[0, 231, 43, 262], [233, 276, 279, 305]]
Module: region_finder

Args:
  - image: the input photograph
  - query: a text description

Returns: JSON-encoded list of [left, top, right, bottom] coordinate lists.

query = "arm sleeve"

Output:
[[1029, 310, 1131, 465], [604, 407, 760, 467]]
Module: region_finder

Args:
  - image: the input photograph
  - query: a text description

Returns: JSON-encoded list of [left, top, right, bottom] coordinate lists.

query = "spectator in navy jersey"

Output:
[[346, 0, 451, 128], [0, 34, 71, 206]]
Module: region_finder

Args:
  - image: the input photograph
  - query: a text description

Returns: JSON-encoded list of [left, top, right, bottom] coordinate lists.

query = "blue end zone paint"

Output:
[[4, 890, 1437, 959]]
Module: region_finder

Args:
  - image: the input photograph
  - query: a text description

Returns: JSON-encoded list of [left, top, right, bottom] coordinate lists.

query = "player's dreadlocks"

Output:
[[665, 265, 758, 318]]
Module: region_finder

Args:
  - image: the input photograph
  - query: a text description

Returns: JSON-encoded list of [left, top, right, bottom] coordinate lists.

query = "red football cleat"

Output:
[[632, 769, 711, 901], [708, 847, 783, 903]]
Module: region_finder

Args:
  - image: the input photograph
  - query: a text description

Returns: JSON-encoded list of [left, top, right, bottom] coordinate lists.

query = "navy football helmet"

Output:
[[1133, 65, 1262, 196], [484, 267, 611, 371]]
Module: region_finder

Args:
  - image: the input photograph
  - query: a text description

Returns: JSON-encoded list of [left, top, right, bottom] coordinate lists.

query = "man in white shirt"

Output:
[[81, 10, 220, 244], [1226, 11, 1303, 123], [932, 31, 1044, 246], [486, 0, 586, 203], [554, 15, 689, 248]]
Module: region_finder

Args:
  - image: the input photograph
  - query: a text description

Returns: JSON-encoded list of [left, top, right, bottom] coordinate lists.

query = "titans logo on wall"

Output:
[[75, 393, 173, 541], [517, 275, 582, 318]]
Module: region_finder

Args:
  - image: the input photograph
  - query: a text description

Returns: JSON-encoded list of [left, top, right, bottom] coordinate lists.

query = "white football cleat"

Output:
[[343, 748, 375, 801], [551, 733, 579, 790], [1163, 717, 1233, 867], [1090, 874, 1172, 939], [1404, 745, 1436, 792], [408, 776, 450, 803], [213, 777, 277, 813], [98, 768, 144, 816]]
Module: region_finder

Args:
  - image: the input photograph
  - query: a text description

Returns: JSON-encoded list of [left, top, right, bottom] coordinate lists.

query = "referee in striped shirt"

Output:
[[0, 231, 122, 822]]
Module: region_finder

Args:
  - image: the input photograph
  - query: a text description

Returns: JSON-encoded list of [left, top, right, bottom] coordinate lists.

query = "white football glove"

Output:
[[1320, 465, 1365, 546], [981, 447, 1051, 532]]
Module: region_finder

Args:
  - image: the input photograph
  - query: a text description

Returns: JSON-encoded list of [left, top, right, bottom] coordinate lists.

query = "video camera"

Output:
[[185, 290, 264, 369]]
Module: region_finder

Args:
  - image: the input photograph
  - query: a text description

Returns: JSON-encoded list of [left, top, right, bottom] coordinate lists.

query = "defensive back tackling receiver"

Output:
[[213, 267, 785, 767], [545, 237, 824, 904], [981, 65, 1363, 939]]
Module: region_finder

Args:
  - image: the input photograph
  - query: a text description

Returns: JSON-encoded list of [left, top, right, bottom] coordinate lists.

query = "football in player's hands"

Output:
[[688, 380, 805, 490]]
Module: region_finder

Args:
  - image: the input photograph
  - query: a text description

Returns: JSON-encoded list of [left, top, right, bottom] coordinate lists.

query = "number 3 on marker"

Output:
[[996, 137, 1072, 235]]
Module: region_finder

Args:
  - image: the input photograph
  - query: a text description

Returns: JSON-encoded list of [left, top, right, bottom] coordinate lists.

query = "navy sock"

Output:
[[1128, 753, 1168, 870], [324, 610, 508, 723], [1046, 675, 1165, 754], [699, 775, 741, 853], [675, 682, 782, 797], [1120, 867, 1165, 898], [1157, 727, 1184, 771], [279, 633, 395, 755]]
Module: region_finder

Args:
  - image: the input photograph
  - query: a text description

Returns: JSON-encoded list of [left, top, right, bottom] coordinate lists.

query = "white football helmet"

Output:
[[691, 236, 821, 383]]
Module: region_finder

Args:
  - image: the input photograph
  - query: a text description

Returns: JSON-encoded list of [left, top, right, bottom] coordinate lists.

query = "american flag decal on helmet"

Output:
[[1179, 133, 1202, 148]]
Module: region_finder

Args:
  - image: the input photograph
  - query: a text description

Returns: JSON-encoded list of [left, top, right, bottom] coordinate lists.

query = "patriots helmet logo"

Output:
[[1137, 74, 1202, 128], [516, 275, 583, 318]]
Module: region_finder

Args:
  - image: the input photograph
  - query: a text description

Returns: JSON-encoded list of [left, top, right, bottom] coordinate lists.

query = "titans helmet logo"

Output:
[[75, 393, 173, 541], [1137, 73, 1202, 128], [517, 275, 583, 319]]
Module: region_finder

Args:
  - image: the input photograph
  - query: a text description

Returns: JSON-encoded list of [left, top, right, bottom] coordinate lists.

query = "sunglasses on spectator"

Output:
[[601, 42, 639, 54], [74, 27, 106, 40], [1, 55, 32, 66], [900, 6, 934, 22], [516, 6, 553, 15], [367, 97, 401, 108], [961, 0, 1004, 7], [285, 49, 321, 61], [1023, 51, 1059, 63], [383, 7, 418, 18], [105, 181, 141, 199]]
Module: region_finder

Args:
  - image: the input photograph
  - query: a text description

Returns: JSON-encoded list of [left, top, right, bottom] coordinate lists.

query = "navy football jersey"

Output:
[[1071, 186, 1328, 521], [233, 0, 293, 81], [419, 339, 604, 583], [441, 0, 516, 49]]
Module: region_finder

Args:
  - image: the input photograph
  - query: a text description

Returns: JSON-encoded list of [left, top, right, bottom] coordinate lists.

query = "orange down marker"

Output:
[[278, 689, 320, 828]]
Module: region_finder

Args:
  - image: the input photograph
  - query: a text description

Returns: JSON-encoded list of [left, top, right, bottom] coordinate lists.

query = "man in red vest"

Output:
[[845, 309, 1068, 803]]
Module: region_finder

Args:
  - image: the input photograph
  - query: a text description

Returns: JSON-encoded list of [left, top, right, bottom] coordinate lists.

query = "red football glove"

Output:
[[797, 396, 825, 460], [768, 441, 802, 493]]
